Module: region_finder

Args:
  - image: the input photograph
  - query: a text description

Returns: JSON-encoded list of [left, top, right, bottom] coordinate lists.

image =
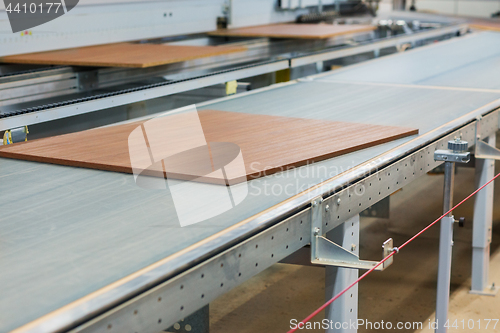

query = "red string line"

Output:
[[287, 171, 500, 333]]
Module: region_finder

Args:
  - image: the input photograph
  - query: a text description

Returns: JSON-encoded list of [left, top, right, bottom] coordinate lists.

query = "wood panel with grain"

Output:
[[0, 110, 418, 185], [208, 23, 376, 39], [469, 18, 500, 32], [0, 43, 247, 68]]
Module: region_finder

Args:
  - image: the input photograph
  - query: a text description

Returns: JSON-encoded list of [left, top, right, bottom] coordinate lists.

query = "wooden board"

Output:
[[469, 18, 500, 32], [0, 43, 247, 68], [208, 23, 376, 39], [0, 110, 418, 185]]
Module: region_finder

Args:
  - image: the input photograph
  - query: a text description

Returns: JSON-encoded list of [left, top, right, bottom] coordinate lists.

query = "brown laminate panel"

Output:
[[0, 43, 247, 68], [469, 18, 500, 32], [208, 23, 376, 39], [0, 110, 418, 185]]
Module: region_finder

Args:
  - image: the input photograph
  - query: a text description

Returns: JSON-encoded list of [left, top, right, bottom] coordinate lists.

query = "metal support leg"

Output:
[[435, 161, 455, 333], [434, 139, 470, 333], [316, 61, 324, 73], [325, 215, 359, 333], [471, 134, 497, 295]]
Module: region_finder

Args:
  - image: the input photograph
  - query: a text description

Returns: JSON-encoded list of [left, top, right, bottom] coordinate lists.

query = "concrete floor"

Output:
[[209, 158, 500, 332]]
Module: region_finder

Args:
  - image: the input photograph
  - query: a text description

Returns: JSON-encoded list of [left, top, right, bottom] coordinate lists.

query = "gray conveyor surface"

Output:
[[1, 32, 500, 332]]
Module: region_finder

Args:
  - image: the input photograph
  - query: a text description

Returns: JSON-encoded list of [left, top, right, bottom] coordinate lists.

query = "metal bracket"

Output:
[[435, 138, 471, 164], [475, 140, 500, 160], [434, 150, 470, 163], [310, 196, 394, 271]]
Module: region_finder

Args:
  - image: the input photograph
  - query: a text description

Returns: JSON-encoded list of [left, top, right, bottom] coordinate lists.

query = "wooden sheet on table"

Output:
[[469, 18, 500, 32], [0, 110, 418, 185], [208, 23, 376, 39], [0, 43, 247, 68]]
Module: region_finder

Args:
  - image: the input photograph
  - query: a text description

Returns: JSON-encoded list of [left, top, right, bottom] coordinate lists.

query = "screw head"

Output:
[[325, 205, 330, 212], [313, 227, 321, 236], [337, 198, 341, 205]]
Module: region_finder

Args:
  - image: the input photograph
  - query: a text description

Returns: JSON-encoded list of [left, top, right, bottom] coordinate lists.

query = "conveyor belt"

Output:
[[1, 32, 500, 333], [0, 60, 282, 119]]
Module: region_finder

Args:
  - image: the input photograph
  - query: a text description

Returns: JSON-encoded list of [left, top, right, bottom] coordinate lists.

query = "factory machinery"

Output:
[[1, 1, 499, 333]]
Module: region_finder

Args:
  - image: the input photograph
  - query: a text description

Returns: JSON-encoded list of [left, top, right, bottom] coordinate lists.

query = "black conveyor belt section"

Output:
[[0, 60, 283, 119]]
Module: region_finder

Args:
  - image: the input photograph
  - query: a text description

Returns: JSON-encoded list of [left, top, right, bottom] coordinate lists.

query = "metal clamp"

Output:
[[434, 138, 470, 163], [310, 197, 394, 271], [2, 126, 28, 145]]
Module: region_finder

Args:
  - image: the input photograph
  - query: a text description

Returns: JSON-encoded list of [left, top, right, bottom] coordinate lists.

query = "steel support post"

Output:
[[434, 139, 470, 333], [471, 134, 497, 295], [435, 161, 455, 333], [325, 215, 359, 333]]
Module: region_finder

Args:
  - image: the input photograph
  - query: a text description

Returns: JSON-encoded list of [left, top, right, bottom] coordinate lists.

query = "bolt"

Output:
[[313, 227, 321, 236], [337, 198, 341, 205], [325, 205, 330, 212], [312, 201, 317, 207], [351, 244, 356, 251]]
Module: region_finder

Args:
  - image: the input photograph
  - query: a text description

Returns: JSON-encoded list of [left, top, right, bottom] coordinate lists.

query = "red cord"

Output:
[[287, 171, 500, 333]]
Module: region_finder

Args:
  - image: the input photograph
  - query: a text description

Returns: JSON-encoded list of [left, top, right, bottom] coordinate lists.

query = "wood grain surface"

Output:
[[208, 23, 376, 39], [469, 18, 500, 32], [0, 110, 418, 185], [0, 43, 247, 68]]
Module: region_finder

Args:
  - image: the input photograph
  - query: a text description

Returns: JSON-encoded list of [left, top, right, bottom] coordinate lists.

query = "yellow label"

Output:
[[3, 131, 11, 145], [226, 80, 238, 95], [275, 68, 291, 83]]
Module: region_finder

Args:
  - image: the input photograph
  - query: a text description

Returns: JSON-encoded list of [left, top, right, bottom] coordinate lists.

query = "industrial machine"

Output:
[[1, 1, 498, 333]]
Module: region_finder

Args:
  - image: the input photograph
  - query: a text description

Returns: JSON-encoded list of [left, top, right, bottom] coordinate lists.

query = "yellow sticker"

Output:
[[226, 80, 238, 95]]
